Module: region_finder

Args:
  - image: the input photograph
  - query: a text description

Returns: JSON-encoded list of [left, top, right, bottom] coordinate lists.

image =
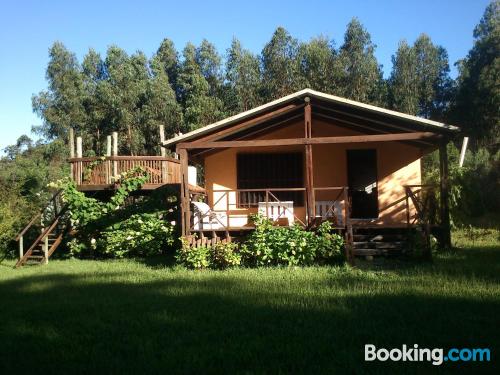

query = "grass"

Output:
[[0, 231, 499, 374]]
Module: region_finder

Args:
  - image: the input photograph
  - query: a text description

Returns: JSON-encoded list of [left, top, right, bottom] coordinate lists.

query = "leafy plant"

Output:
[[240, 215, 344, 267], [314, 221, 344, 262], [210, 241, 241, 269], [97, 213, 174, 258], [51, 167, 177, 258], [176, 240, 210, 269]]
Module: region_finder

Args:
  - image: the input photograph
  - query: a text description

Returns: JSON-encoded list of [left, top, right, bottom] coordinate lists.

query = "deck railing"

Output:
[[69, 156, 181, 187], [404, 184, 439, 227], [190, 186, 351, 231]]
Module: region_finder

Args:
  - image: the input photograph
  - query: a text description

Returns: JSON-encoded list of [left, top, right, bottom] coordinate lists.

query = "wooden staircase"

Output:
[[15, 190, 69, 267], [352, 227, 408, 257]]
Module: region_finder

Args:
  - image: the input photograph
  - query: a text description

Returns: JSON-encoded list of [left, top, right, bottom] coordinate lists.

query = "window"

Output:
[[237, 153, 304, 207]]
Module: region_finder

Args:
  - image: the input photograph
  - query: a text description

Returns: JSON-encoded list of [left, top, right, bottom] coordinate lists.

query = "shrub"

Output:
[[176, 239, 241, 270], [97, 213, 174, 257], [240, 215, 344, 267], [314, 221, 344, 263], [210, 241, 241, 269], [176, 241, 210, 269], [51, 167, 177, 258]]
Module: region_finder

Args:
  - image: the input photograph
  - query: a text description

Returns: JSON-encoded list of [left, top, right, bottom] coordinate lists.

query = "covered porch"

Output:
[[163, 89, 458, 250]]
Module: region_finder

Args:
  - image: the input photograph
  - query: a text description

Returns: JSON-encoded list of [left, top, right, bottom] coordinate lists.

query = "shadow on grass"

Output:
[[355, 245, 500, 284], [0, 270, 498, 375]]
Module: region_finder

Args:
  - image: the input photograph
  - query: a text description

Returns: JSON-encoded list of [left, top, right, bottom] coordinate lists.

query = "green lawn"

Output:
[[0, 232, 499, 374]]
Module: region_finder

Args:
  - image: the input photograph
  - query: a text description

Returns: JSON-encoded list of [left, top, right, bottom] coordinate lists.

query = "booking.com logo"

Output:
[[365, 344, 491, 366]]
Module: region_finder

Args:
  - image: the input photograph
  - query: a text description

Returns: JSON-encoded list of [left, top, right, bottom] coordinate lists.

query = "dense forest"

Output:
[[1, 1, 498, 253]]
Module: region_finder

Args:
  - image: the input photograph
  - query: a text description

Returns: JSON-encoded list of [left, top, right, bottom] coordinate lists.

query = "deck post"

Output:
[[178, 148, 191, 237], [439, 139, 451, 249], [69, 128, 75, 179], [159, 125, 167, 183], [304, 98, 315, 224], [343, 187, 354, 264], [18, 235, 24, 260], [106, 135, 112, 184], [44, 235, 49, 264], [112, 132, 118, 179], [76, 136, 83, 185]]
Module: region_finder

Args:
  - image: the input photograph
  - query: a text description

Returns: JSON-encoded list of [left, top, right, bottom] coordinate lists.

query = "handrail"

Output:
[[15, 189, 63, 241], [17, 209, 64, 266], [68, 155, 180, 163]]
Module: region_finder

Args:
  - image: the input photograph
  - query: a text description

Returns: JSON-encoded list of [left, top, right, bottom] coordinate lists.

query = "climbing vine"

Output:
[[49, 166, 176, 258]]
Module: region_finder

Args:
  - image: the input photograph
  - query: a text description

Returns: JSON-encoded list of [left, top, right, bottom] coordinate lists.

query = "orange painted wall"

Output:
[[204, 118, 421, 226]]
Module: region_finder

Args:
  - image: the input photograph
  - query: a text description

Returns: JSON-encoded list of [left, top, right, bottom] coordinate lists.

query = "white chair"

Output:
[[192, 201, 228, 230], [315, 200, 344, 226], [258, 201, 294, 225]]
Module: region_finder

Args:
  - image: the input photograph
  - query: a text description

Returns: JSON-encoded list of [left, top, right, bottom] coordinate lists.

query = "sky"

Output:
[[0, 0, 491, 151]]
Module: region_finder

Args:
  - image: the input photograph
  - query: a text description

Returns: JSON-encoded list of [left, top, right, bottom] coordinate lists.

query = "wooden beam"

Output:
[[304, 101, 315, 222], [314, 103, 430, 134], [178, 148, 191, 236], [159, 125, 166, 157], [112, 132, 118, 177], [179, 132, 440, 149], [439, 140, 451, 249], [192, 103, 303, 143], [106, 136, 112, 156], [76, 136, 82, 158], [190, 114, 303, 159], [313, 111, 436, 147], [69, 128, 75, 179]]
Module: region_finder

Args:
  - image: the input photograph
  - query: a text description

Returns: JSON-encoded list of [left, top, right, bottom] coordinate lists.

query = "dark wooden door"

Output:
[[347, 149, 379, 219]]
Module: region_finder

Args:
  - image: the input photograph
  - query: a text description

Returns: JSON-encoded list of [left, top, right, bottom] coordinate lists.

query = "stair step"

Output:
[[353, 234, 405, 242], [27, 255, 44, 259], [354, 249, 383, 256], [353, 241, 405, 249]]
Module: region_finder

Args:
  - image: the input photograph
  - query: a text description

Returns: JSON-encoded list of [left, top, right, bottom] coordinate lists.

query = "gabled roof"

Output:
[[163, 88, 460, 148]]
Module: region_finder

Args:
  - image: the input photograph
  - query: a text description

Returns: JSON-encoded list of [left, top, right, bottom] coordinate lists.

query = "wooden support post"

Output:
[[106, 135, 112, 184], [76, 136, 83, 185], [112, 132, 118, 179], [159, 125, 167, 183], [343, 187, 354, 264], [304, 99, 315, 223], [106, 135, 112, 156], [178, 148, 191, 237], [18, 236, 23, 260], [69, 128, 75, 179], [439, 140, 451, 249], [44, 235, 49, 264], [76, 136, 82, 158]]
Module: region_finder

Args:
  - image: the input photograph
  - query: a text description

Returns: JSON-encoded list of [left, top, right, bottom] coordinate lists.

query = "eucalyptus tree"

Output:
[[196, 39, 224, 97], [338, 18, 385, 105], [297, 36, 340, 94], [389, 40, 419, 115], [225, 38, 262, 113], [261, 27, 304, 100], [32, 42, 86, 142], [81, 49, 109, 153], [154, 38, 180, 99], [177, 43, 224, 131], [389, 34, 451, 118], [98, 46, 151, 155], [143, 56, 183, 152], [450, 0, 499, 147], [413, 34, 451, 119]]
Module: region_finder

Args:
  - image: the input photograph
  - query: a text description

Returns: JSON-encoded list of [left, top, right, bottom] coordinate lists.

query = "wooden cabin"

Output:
[[162, 89, 459, 254]]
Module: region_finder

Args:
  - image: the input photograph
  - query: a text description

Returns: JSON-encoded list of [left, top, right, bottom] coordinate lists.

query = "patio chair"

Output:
[[192, 201, 228, 231], [257, 201, 294, 225]]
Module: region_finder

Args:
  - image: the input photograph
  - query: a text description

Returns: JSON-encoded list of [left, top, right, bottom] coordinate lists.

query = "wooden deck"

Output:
[[69, 156, 181, 191]]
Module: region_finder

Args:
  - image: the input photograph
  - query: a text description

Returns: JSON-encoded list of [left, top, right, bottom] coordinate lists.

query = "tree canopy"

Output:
[[29, 6, 499, 154]]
